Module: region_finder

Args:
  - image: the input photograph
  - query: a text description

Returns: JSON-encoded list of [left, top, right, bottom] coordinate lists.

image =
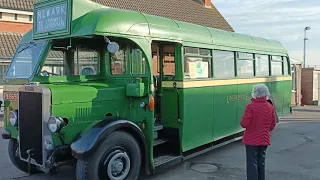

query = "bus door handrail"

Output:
[[173, 81, 181, 123]]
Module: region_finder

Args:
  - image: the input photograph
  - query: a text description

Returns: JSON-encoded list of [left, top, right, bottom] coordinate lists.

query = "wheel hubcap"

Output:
[[100, 148, 131, 180]]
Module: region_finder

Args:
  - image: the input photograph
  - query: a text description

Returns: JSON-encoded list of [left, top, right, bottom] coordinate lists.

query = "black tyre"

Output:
[[8, 139, 40, 174], [76, 131, 142, 180]]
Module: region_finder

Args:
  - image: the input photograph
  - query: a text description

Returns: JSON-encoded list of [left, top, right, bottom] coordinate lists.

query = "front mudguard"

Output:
[[70, 117, 151, 174], [1, 128, 11, 139]]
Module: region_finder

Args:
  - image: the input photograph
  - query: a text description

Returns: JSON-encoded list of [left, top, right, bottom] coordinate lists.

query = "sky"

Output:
[[214, 0, 320, 66]]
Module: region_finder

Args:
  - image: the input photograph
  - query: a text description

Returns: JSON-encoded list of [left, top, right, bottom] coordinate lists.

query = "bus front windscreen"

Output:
[[5, 41, 46, 79]]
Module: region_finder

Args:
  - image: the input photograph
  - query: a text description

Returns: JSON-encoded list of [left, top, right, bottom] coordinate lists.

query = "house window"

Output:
[[0, 12, 2, 19], [14, 14, 18, 20], [29, 15, 33, 21]]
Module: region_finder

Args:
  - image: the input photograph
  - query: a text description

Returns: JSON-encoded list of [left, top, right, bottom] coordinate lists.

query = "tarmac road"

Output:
[[1, 106, 320, 180]]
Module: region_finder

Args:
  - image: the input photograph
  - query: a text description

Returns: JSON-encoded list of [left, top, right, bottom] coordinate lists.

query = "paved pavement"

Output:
[[1, 106, 320, 180]]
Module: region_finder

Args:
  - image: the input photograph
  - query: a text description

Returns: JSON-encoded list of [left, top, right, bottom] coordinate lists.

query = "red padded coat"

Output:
[[240, 97, 277, 146]]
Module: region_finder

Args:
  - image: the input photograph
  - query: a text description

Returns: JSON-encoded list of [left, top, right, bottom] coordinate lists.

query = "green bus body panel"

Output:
[[41, 82, 130, 145], [45, 83, 124, 105], [180, 79, 291, 152]]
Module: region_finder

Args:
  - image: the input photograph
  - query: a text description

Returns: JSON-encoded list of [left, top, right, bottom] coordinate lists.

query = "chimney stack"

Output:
[[202, 0, 212, 8]]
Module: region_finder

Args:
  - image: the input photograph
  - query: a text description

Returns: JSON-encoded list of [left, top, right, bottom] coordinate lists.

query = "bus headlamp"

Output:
[[9, 111, 18, 126], [48, 116, 65, 133]]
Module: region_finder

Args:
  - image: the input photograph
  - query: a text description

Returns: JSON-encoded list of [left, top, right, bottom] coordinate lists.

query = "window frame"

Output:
[[183, 46, 213, 80], [236, 52, 255, 78], [271, 55, 284, 76], [130, 46, 147, 76], [213, 49, 236, 80], [282, 56, 290, 76], [255, 54, 270, 77], [109, 44, 128, 76]]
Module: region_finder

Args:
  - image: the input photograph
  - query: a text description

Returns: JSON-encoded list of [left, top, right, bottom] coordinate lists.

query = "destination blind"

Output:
[[35, 1, 68, 34]]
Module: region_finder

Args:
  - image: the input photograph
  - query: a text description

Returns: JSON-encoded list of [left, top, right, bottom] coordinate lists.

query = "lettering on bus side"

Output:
[[226, 93, 250, 103]]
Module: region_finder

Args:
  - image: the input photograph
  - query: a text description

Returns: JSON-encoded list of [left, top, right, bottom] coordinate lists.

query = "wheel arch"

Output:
[[70, 116, 151, 174]]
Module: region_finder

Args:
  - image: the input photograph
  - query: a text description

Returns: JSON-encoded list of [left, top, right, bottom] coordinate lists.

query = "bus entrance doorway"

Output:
[[151, 42, 176, 125], [151, 42, 182, 168]]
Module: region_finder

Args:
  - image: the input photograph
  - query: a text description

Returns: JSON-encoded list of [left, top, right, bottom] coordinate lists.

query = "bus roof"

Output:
[[21, 1, 287, 55]]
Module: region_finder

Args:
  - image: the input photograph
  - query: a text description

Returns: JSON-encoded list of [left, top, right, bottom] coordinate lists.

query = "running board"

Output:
[[153, 138, 167, 146], [152, 133, 243, 174], [183, 135, 243, 161], [154, 155, 182, 173]]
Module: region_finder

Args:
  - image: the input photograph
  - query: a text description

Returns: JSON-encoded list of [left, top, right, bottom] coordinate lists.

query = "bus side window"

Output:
[[110, 46, 126, 75], [237, 52, 254, 78], [131, 48, 146, 75], [183, 47, 212, 79], [213, 50, 235, 79], [283, 56, 289, 75], [151, 44, 160, 76], [163, 45, 175, 77], [255, 54, 269, 77], [271, 56, 283, 76]]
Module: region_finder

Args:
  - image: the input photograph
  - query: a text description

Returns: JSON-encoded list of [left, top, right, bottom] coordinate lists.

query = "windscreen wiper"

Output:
[[17, 43, 36, 54]]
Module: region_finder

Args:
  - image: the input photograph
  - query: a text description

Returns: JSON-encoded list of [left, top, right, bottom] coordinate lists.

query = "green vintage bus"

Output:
[[1, 0, 292, 179]]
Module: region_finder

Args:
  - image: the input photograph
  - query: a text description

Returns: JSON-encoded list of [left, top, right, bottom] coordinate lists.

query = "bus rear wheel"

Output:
[[76, 131, 141, 180]]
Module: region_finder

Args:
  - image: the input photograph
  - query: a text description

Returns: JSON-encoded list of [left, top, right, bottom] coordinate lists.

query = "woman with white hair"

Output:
[[240, 84, 277, 180]]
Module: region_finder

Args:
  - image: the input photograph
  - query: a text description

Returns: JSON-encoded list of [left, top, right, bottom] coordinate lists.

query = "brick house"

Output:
[[301, 67, 320, 105]]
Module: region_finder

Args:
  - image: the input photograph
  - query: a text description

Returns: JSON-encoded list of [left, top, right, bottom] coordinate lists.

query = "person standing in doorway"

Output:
[[240, 84, 277, 180]]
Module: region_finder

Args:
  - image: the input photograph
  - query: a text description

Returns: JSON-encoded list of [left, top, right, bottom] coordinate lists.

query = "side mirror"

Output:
[[107, 42, 119, 54]]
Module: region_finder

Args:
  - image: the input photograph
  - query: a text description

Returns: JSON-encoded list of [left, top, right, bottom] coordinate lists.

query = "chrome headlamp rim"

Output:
[[9, 111, 18, 126], [47, 116, 65, 133]]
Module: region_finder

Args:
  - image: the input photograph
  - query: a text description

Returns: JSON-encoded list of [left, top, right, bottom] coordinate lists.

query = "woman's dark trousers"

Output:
[[246, 145, 267, 180]]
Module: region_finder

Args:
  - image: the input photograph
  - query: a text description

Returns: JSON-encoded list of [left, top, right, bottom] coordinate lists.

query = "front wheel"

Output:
[[76, 131, 141, 180], [8, 139, 40, 174]]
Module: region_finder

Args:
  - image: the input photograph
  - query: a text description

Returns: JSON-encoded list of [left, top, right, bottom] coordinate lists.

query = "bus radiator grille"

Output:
[[18, 91, 43, 166]]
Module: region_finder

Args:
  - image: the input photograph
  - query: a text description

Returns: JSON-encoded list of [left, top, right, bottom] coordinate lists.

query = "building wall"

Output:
[[291, 64, 302, 105], [0, 10, 33, 33], [0, 21, 32, 33], [313, 71, 320, 102], [301, 68, 314, 105], [1, 12, 33, 23]]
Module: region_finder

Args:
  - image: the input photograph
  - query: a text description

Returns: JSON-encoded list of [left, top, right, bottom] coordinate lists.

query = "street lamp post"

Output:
[[303, 26, 311, 68]]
